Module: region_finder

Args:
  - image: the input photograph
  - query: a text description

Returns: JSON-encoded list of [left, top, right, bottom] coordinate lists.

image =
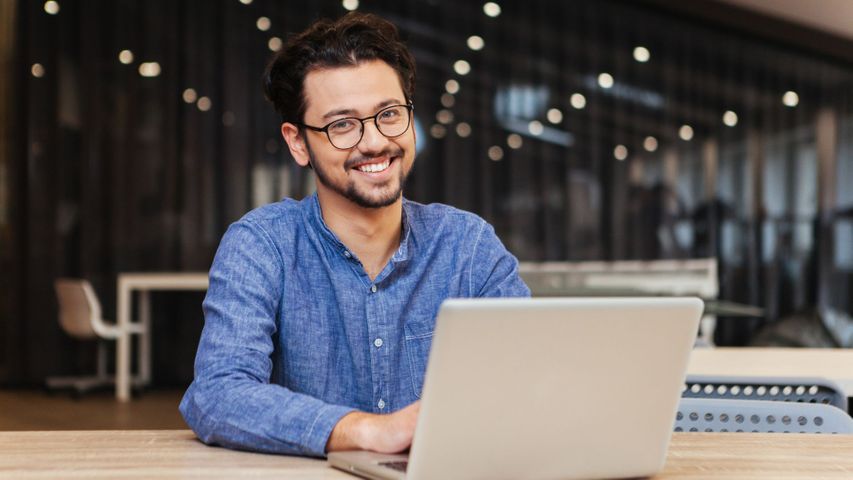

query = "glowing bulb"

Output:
[[598, 73, 614, 89], [256, 17, 271, 32], [182, 88, 198, 103], [436, 109, 454, 124], [268, 37, 282, 51], [570, 93, 586, 109], [633, 46, 650, 63], [197, 96, 212, 111], [483, 2, 501, 17], [528, 120, 543, 136], [614, 145, 628, 161], [679, 125, 694, 141], [546, 108, 563, 124], [430, 124, 446, 139], [783, 91, 799, 107], [440, 93, 455, 108], [138, 62, 161, 77], [342, 0, 359, 10], [31, 63, 45, 78], [44, 1, 59, 15], [488, 146, 504, 161], [722, 110, 738, 127], [445, 79, 460, 94], [456, 122, 472, 137], [467, 35, 485, 51], [643, 136, 658, 152], [507, 133, 523, 149], [118, 50, 134, 64], [453, 60, 471, 76]]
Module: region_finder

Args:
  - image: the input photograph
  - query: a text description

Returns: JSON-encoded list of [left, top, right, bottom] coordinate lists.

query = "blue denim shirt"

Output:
[[179, 193, 529, 457]]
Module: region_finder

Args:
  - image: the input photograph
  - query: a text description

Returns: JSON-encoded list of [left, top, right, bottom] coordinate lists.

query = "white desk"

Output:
[[688, 347, 853, 397], [116, 272, 209, 401]]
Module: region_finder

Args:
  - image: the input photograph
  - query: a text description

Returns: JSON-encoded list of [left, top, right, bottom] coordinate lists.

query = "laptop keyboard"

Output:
[[379, 461, 409, 472]]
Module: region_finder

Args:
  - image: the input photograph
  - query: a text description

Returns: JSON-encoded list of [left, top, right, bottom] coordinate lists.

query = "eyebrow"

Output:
[[321, 98, 403, 121]]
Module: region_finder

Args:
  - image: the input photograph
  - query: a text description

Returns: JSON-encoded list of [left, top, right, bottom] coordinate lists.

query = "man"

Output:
[[179, 12, 529, 458]]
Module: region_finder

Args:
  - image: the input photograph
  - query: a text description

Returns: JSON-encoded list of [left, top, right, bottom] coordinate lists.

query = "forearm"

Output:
[[180, 376, 355, 457]]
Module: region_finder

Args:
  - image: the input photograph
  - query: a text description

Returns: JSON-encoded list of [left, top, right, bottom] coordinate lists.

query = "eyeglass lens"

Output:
[[327, 105, 411, 149]]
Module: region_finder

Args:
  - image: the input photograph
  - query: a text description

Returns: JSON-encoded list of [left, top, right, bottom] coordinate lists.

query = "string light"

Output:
[[467, 35, 484, 51], [182, 88, 198, 103], [453, 60, 471, 76], [483, 2, 501, 17], [456, 122, 472, 137], [507, 133, 523, 149], [118, 50, 134, 65], [31, 63, 45, 78], [528, 120, 543, 136], [546, 108, 563, 124], [138, 62, 161, 77], [44, 1, 60, 15]]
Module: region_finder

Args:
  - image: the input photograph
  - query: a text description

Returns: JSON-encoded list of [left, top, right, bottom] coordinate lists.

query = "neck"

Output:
[[316, 188, 403, 280]]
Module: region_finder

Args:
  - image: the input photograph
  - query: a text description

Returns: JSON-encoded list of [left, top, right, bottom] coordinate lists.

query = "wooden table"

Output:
[[1, 430, 851, 478], [116, 272, 209, 402], [688, 347, 853, 397]]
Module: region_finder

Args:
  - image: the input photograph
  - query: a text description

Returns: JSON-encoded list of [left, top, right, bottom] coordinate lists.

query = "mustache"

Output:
[[344, 147, 404, 169]]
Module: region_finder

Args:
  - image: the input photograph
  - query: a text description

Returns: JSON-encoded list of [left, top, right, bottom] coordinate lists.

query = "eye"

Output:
[[378, 108, 402, 121], [328, 118, 357, 133]]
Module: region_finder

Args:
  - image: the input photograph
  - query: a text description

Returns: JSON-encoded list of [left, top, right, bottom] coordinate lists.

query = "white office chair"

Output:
[[46, 279, 147, 395]]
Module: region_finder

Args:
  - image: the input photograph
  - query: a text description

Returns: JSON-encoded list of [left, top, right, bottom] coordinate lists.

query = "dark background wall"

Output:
[[1, 0, 852, 387]]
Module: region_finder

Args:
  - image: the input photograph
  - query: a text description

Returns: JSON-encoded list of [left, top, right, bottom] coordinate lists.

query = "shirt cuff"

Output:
[[301, 403, 358, 457]]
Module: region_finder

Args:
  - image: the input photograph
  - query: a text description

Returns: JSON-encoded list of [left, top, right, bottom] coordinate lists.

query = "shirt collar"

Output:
[[303, 193, 413, 264]]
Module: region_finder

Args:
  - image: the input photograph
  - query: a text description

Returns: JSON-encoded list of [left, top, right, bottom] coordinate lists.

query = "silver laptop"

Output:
[[328, 297, 702, 480]]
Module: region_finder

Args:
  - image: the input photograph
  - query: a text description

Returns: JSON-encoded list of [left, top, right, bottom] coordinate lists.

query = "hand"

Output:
[[326, 401, 421, 453]]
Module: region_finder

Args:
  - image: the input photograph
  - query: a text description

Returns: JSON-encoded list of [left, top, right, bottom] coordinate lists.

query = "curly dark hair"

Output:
[[263, 12, 416, 124]]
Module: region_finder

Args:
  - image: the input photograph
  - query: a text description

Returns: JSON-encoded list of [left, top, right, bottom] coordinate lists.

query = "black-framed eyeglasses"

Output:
[[297, 103, 414, 150]]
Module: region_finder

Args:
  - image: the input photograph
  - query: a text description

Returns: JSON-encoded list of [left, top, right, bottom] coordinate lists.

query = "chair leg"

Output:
[[139, 290, 152, 386], [46, 341, 114, 395], [96, 341, 109, 379]]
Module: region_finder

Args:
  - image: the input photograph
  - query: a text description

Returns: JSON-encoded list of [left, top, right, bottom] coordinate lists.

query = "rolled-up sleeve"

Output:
[[179, 220, 355, 457]]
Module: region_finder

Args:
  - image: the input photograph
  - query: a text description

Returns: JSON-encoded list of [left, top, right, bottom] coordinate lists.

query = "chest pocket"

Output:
[[404, 320, 435, 399]]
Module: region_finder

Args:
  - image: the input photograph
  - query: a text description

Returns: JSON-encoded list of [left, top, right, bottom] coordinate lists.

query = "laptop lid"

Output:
[[331, 297, 703, 480]]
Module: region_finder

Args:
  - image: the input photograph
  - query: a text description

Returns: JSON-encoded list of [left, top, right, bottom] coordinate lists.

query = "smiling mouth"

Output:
[[354, 158, 393, 174]]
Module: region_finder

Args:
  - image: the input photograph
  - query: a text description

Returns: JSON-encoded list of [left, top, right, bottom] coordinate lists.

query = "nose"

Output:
[[356, 119, 389, 154]]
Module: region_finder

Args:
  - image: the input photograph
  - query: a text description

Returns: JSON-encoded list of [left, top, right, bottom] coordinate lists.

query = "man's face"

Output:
[[284, 60, 416, 209]]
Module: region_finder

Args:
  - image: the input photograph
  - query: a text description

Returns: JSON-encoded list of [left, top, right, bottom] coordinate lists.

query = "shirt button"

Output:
[[343, 250, 351, 258], [370, 284, 377, 293], [377, 399, 386, 410], [374, 338, 383, 348]]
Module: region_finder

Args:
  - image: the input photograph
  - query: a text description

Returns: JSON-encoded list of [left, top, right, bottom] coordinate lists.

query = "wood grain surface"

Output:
[[1, 430, 851, 479]]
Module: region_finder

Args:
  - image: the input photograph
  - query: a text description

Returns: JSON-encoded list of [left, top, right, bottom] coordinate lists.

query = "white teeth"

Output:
[[357, 159, 391, 173]]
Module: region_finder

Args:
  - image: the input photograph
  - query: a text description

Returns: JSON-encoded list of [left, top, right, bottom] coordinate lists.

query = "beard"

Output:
[[306, 140, 409, 209]]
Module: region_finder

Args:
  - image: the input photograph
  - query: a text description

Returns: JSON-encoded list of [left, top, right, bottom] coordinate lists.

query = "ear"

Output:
[[281, 122, 311, 168]]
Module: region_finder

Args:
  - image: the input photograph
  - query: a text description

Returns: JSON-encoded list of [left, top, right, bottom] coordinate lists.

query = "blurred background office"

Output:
[[0, 0, 852, 422]]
